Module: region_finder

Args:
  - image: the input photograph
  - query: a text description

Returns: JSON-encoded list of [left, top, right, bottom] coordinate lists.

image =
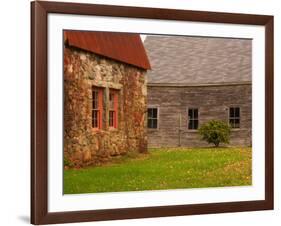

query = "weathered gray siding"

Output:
[[147, 84, 252, 147]]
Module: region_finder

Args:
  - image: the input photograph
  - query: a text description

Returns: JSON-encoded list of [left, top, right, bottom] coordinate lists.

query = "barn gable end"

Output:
[[64, 31, 149, 167], [144, 35, 252, 147]]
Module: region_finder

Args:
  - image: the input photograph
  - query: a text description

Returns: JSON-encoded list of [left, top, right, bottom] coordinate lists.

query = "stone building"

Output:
[[63, 31, 151, 167], [144, 35, 252, 147]]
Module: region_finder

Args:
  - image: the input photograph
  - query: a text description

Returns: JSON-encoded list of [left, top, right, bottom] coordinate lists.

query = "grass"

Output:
[[64, 147, 252, 194]]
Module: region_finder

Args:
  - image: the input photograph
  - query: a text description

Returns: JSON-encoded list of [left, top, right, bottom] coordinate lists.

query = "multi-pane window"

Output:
[[188, 108, 199, 130], [229, 107, 240, 128], [109, 90, 118, 128], [147, 108, 158, 129], [92, 87, 103, 129]]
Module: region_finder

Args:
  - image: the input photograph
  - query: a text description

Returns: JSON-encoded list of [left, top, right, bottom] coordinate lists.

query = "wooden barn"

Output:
[[144, 35, 252, 148], [63, 31, 150, 167]]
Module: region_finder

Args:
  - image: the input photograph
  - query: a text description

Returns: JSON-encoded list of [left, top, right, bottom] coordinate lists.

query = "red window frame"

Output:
[[92, 87, 103, 129], [109, 89, 118, 129]]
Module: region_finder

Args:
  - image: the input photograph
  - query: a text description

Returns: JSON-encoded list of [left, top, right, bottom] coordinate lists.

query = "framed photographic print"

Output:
[[31, 1, 274, 225]]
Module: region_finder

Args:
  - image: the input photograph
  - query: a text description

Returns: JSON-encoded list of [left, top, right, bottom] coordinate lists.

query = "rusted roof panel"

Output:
[[64, 30, 151, 70]]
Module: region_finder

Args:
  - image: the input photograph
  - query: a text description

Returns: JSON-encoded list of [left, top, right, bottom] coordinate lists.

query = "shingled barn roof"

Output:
[[144, 35, 251, 85], [64, 30, 151, 70]]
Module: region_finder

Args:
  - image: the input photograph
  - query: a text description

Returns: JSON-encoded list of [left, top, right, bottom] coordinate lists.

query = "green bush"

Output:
[[199, 120, 231, 147], [64, 156, 73, 168]]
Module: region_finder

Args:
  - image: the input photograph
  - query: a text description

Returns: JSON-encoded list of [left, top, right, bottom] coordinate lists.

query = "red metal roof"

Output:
[[64, 30, 151, 70]]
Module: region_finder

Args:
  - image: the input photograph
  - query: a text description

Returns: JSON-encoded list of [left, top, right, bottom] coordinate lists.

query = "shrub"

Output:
[[198, 120, 231, 147], [64, 156, 74, 168]]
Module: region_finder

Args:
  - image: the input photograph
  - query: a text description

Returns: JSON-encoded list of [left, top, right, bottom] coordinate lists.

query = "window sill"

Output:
[[187, 129, 199, 133], [108, 127, 118, 131], [148, 128, 158, 131], [231, 128, 241, 131], [91, 128, 104, 133]]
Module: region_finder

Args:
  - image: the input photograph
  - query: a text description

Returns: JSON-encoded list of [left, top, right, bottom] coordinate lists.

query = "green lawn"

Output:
[[64, 147, 252, 194]]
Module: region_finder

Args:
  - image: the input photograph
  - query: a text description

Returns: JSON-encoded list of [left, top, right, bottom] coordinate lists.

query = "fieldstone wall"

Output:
[[147, 84, 252, 148], [64, 46, 147, 167]]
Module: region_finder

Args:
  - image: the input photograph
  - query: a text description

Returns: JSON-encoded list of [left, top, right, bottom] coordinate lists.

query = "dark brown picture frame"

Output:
[[31, 1, 274, 224]]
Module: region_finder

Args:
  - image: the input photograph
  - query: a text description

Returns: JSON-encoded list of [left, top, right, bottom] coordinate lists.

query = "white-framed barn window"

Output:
[[229, 107, 240, 128], [188, 108, 199, 130], [147, 107, 158, 129]]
